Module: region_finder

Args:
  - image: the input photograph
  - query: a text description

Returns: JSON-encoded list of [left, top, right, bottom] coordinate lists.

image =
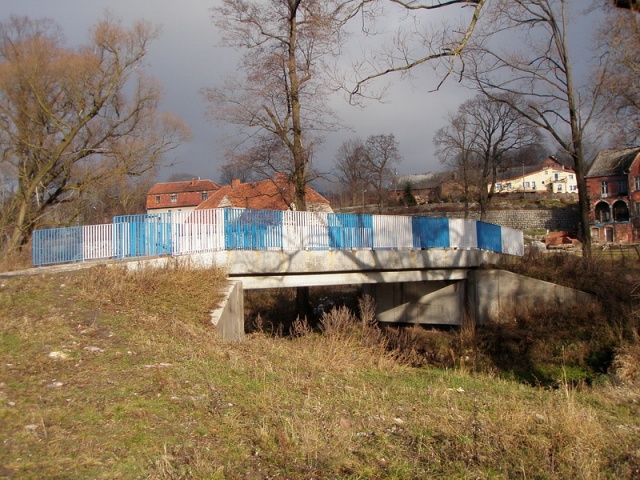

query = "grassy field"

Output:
[[1, 261, 640, 479]]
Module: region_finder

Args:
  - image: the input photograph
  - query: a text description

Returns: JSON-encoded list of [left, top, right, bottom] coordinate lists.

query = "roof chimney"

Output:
[[231, 178, 241, 189]]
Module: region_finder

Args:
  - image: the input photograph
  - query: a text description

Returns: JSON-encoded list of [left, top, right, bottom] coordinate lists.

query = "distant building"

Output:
[[491, 157, 577, 195], [196, 174, 333, 213], [392, 172, 448, 203], [146, 179, 221, 214], [585, 147, 640, 243]]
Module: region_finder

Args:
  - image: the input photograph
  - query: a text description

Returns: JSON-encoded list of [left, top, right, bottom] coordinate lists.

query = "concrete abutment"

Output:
[[373, 269, 593, 326]]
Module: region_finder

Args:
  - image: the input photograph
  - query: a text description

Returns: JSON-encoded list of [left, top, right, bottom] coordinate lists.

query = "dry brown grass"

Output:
[[0, 244, 32, 273], [2, 264, 640, 478]]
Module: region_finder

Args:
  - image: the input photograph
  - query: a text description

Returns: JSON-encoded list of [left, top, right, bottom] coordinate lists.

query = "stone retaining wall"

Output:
[[418, 207, 580, 233]]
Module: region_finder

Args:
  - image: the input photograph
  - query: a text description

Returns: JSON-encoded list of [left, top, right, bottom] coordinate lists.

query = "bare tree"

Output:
[[434, 94, 541, 219], [347, 0, 488, 101], [333, 138, 371, 206], [598, 2, 640, 145], [77, 171, 157, 224], [466, 0, 605, 256], [434, 112, 479, 218], [0, 15, 190, 252], [363, 133, 402, 213], [218, 160, 257, 185], [204, 0, 357, 212]]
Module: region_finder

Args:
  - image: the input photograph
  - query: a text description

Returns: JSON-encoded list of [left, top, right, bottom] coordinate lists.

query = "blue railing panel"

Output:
[[113, 213, 172, 258], [476, 221, 503, 253], [32, 226, 83, 266], [328, 213, 373, 250], [411, 217, 450, 248], [224, 208, 283, 250]]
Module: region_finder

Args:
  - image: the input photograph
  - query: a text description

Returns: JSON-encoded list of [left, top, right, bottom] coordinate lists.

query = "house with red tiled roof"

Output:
[[146, 179, 222, 214], [196, 174, 333, 213]]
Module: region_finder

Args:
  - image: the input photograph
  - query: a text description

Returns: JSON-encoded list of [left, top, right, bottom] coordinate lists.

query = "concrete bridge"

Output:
[[28, 209, 592, 340], [146, 247, 592, 339]]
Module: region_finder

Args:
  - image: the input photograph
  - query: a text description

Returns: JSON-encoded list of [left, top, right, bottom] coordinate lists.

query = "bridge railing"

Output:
[[31, 208, 524, 266]]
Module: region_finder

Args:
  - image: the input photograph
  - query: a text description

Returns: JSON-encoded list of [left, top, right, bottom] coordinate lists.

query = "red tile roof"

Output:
[[196, 175, 332, 212], [146, 179, 222, 210], [147, 179, 221, 195]]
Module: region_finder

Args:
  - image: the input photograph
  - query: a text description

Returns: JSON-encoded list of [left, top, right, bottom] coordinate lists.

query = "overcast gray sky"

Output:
[[0, 1, 601, 186]]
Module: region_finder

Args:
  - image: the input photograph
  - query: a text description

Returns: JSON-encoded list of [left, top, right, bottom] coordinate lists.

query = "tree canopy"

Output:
[[0, 15, 190, 251]]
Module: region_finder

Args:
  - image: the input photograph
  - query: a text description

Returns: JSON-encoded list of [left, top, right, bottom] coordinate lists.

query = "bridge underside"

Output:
[[131, 249, 591, 327], [214, 249, 495, 325]]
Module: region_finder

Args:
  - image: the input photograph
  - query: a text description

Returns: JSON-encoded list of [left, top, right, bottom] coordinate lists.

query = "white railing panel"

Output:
[[171, 209, 225, 254], [449, 219, 478, 249], [373, 215, 413, 249], [82, 223, 116, 260], [283, 211, 329, 250], [501, 226, 524, 256]]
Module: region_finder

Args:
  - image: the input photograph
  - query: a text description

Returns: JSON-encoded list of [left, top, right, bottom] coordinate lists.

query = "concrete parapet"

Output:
[[209, 281, 244, 341], [205, 249, 502, 276]]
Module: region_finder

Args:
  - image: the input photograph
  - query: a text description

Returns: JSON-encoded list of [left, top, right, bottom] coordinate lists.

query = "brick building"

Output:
[[146, 179, 221, 214], [585, 147, 640, 243]]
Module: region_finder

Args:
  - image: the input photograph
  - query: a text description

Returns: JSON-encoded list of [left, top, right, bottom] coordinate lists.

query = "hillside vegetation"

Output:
[[1, 259, 640, 478]]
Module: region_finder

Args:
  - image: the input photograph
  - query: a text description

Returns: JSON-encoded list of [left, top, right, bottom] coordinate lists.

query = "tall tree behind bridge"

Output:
[[334, 138, 371, 207], [0, 15, 190, 253], [464, 0, 607, 256], [204, 0, 358, 211], [364, 133, 402, 213]]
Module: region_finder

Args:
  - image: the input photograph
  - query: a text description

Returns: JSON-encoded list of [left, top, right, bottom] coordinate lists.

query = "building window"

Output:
[[557, 184, 563, 192], [601, 181, 609, 196], [155, 195, 161, 204], [635, 177, 640, 190], [619, 180, 628, 195], [170, 193, 177, 204], [569, 185, 577, 192], [613, 200, 630, 222], [595, 202, 611, 222], [532, 181, 536, 189], [554, 172, 559, 181], [496, 183, 502, 190], [605, 227, 614, 243], [569, 174, 574, 180], [201, 191, 209, 201], [506, 182, 512, 189], [524, 181, 530, 188]]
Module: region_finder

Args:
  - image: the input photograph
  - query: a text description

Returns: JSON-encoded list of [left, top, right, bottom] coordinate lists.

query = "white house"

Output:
[[491, 157, 578, 194]]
